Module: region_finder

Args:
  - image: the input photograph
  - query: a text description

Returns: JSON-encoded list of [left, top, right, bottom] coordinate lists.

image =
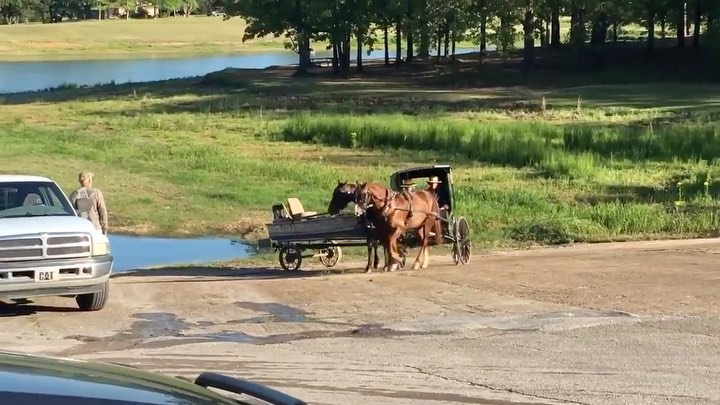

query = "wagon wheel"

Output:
[[451, 218, 461, 265], [279, 246, 303, 271], [456, 216, 471, 265], [318, 240, 343, 268]]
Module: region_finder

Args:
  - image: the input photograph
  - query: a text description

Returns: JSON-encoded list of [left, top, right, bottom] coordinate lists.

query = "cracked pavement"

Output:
[[2, 238, 720, 404]]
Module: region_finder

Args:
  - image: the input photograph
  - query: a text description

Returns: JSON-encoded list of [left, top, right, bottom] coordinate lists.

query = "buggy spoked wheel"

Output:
[[279, 246, 303, 271], [319, 240, 342, 268], [451, 219, 461, 265], [456, 216, 471, 265]]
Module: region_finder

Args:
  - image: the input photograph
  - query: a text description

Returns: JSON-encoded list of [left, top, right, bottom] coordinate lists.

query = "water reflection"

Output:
[[0, 47, 483, 93], [108, 234, 252, 272]]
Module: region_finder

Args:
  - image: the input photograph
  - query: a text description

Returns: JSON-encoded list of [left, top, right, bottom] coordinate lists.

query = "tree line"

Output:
[[2, 0, 718, 77], [0, 0, 220, 23], [225, 0, 720, 75]]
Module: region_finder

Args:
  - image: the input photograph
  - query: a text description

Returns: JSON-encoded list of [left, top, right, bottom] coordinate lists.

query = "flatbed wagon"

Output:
[[257, 198, 372, 271]]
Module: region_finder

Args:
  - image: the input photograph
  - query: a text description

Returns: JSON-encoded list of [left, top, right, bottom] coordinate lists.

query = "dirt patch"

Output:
[[3, 238, 720, 405]]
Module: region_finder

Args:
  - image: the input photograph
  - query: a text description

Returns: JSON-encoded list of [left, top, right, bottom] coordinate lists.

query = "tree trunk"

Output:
[[661, 14, 666, 38], [551, 2, 561, 47], [443, 21, 450, 56], [356, 31, 364, 71], [419, 5, 430, 57], [332, 43, 339, 74], [406, 34, 414, 62], [436, 31, 441, 57], [522, 1, 535, 73], [343, 32, 351, 77], [451, 27, 456, 62], [383, 22, 390, 66], [296, 32, 311, 75], [395, 14, 402, 66], [613, 23, 618, 42], [677, 0, 685, 47], [692, 0, 702, 47], [590, 12, 608, 44], [647, 0, 656, 53], [479, 11, 487, 52]]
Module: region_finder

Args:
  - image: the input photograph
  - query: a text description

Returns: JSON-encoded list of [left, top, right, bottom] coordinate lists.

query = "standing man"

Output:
[[69, 171, 108, 235]]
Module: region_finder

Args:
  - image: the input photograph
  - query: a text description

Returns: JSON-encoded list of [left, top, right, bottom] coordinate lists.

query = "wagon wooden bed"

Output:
[[256, 197, 370, 271]]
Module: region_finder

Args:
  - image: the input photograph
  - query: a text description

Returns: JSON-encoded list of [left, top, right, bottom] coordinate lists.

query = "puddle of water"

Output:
[[61, 310, 447, 355], [234, 301, 308, 323], [108, 234, 252, 272]]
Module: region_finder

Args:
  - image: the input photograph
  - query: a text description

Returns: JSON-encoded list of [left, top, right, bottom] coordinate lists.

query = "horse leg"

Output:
[[365, 241, 373, 273], [372, 238, 380, 269], [381, 231, 392, 272], [412, 226, 426, 270], [387, 228, 405, 272], [421, 219, 434, 269]]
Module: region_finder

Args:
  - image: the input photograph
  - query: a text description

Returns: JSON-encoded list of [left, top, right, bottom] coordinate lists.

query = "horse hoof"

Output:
[[389, 264, 399, 272], [365, 268, 372, 273], [411, 262, 421, 270], [421, 262, 429, 269]]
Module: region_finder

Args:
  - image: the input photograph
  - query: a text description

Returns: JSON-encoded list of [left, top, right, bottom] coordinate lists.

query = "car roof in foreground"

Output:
[[0, 350, 241, 405], [0, 175, 54, 183]]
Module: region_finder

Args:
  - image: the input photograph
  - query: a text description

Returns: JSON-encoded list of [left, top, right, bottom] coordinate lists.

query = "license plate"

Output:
[[36, 271, 57, 282]]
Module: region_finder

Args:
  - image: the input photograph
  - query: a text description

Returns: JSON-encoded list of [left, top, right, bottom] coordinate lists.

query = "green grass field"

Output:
[[1, 60, 719, 252], [0, 16, 287, 60]]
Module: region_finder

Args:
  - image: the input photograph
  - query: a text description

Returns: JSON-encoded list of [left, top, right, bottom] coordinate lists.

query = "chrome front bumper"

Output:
[[0, 255, 113, 299]]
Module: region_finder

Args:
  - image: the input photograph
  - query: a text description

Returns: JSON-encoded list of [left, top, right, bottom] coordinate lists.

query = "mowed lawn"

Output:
[[1, 67, 719, 250], [0, 16, 284, 60]]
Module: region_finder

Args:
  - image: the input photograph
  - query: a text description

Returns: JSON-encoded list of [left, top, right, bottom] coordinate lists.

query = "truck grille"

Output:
[[0, 233, 92, 262]]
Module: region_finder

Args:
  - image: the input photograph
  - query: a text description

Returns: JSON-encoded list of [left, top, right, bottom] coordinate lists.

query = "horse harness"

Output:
[[359, 188, 440, 227]]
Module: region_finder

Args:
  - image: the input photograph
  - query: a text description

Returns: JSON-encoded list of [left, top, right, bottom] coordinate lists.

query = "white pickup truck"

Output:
[[0, 175, 113, 311]]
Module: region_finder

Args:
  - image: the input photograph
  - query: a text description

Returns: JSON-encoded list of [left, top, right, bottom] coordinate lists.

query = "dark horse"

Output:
[[328, 181, 404, 272]]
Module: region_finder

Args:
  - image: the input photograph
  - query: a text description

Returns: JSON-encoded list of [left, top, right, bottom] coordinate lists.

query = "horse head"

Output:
[[357, 182, 396, 213], [328, 180, 357, 215]]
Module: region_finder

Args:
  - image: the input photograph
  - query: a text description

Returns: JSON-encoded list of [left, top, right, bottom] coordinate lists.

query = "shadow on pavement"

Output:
[[0, 299, 81, 317], [110, 265, 366, 284]]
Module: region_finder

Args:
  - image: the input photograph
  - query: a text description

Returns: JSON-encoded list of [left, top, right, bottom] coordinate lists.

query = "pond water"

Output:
[[0, 46, 482, 94], [107, 234, 252, 273]]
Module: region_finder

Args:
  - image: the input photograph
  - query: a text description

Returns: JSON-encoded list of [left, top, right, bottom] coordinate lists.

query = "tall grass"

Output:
[[279, 113, 720, 178], [272, 113, 720, 245]]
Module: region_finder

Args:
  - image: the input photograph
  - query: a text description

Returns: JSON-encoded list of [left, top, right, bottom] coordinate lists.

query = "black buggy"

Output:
[[389, 165, 472, 266]]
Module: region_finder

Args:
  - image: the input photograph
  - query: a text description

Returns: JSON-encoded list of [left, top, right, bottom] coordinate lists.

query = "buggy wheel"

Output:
[[279, 246, 303, 271], [456, 216, 471, 265], [319, 240, 342, 268], [450, 217, 460, 265]]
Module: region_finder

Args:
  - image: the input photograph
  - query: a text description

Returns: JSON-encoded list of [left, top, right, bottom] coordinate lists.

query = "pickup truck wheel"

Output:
[[75, 281, 109, 311]]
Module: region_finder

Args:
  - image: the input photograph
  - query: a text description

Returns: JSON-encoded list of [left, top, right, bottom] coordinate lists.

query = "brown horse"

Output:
[[357, 182, 442, 271], [328, 181, 405, 273]]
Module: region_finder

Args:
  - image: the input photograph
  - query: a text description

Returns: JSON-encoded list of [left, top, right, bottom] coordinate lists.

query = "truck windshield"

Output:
[[0, 182, 75, 219]]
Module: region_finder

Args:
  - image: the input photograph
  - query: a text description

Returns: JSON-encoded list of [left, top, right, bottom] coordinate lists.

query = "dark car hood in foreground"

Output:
[[0, 350, 243, 404]]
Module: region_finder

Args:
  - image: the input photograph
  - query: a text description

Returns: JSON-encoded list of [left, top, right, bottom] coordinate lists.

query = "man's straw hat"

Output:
[[427, 176, 442, 184]]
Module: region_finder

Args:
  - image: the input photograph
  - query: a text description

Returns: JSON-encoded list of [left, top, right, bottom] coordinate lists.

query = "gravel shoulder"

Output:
[[2, 238, 719, 405]]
